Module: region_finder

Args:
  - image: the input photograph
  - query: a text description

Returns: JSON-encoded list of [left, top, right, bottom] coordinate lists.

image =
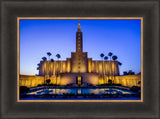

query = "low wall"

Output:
[[19, 74, 141, 88], [20, 75, 44, 88]]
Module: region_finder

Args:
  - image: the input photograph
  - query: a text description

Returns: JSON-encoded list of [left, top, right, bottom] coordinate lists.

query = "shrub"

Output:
[[46, 79, 51, 85], [130, 86, 140, 92], [45, 83, 53, 86], [116, 84, 122, 86], [38, 84, 42, 87], [20, 86, 29, 93]]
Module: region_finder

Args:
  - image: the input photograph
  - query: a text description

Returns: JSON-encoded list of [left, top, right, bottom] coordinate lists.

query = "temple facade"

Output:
[[20, 22, 141, 87]]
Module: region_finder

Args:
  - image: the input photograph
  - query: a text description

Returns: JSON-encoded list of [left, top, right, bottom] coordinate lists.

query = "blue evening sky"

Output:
[[20, 19, 141, 75]]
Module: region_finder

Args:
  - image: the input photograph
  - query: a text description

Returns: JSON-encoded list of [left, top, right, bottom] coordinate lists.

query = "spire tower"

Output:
[[76, 21, 83, 52]]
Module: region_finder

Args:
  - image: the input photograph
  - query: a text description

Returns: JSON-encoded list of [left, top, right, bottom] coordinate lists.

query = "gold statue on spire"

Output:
[[78, 20, 81, 32]]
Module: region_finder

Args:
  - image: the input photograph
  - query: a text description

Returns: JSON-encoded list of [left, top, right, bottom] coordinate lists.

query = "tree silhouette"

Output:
[[104, 56, 108, 61], [112, 55, 118, 84], [104, 56, 108, 84], [100, 53, 105, 84], [112, 55, 118, 61], [50, 59, 54, 76], [128, 70, 135, 75], [42, 57, 47, 84], [37, 63, 40, 72], [56, 54, 61, 60], [108, 52, 113, 82], [47, 52, 52, 60], [47, 52, 52, 77], [108, 52, 113, 60], [56, 54, 61, 86], [42, 57, 47, 61], [100, 53, 104, 60]]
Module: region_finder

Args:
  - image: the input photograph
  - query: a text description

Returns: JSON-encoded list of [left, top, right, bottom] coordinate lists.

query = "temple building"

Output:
[[20, 22, 141, 87]]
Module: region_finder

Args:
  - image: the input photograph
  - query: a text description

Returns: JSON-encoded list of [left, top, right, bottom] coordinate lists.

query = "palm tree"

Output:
[[104, 56, 108, 84], [104, 56, 108, 61], [50, 59, 54, 76], [100, 53, 105, 84], [112, 55, 118, 61], [112, 55, 118, 84], [47, 52, 52, 60], [42, 57, 47, 84], [56, 54, 61, 86], [42, 57, 47, 61], [56, 54, 61, 60], [108, 52, 113, 82], [47, 52, 52, 77], [108, 52, 113, 60], [100, 53, 104, 60]]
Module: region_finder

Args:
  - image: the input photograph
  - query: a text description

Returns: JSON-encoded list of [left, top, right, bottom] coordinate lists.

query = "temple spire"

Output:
[[77, 20, 81, 32], [76, 21, 83, 52]]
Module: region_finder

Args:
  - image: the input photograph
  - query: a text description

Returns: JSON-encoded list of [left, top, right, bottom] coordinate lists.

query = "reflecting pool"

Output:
[[27, 88, 136, 95], [20, 87, 141, 100]]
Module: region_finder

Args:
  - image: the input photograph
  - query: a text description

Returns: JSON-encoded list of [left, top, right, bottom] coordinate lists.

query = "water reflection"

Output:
[[27, 88, 135, 95]]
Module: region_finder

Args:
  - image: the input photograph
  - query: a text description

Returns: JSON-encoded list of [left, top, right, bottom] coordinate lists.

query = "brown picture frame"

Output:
[[17, 17, 143, 102], [1, 0, 159, 118]]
